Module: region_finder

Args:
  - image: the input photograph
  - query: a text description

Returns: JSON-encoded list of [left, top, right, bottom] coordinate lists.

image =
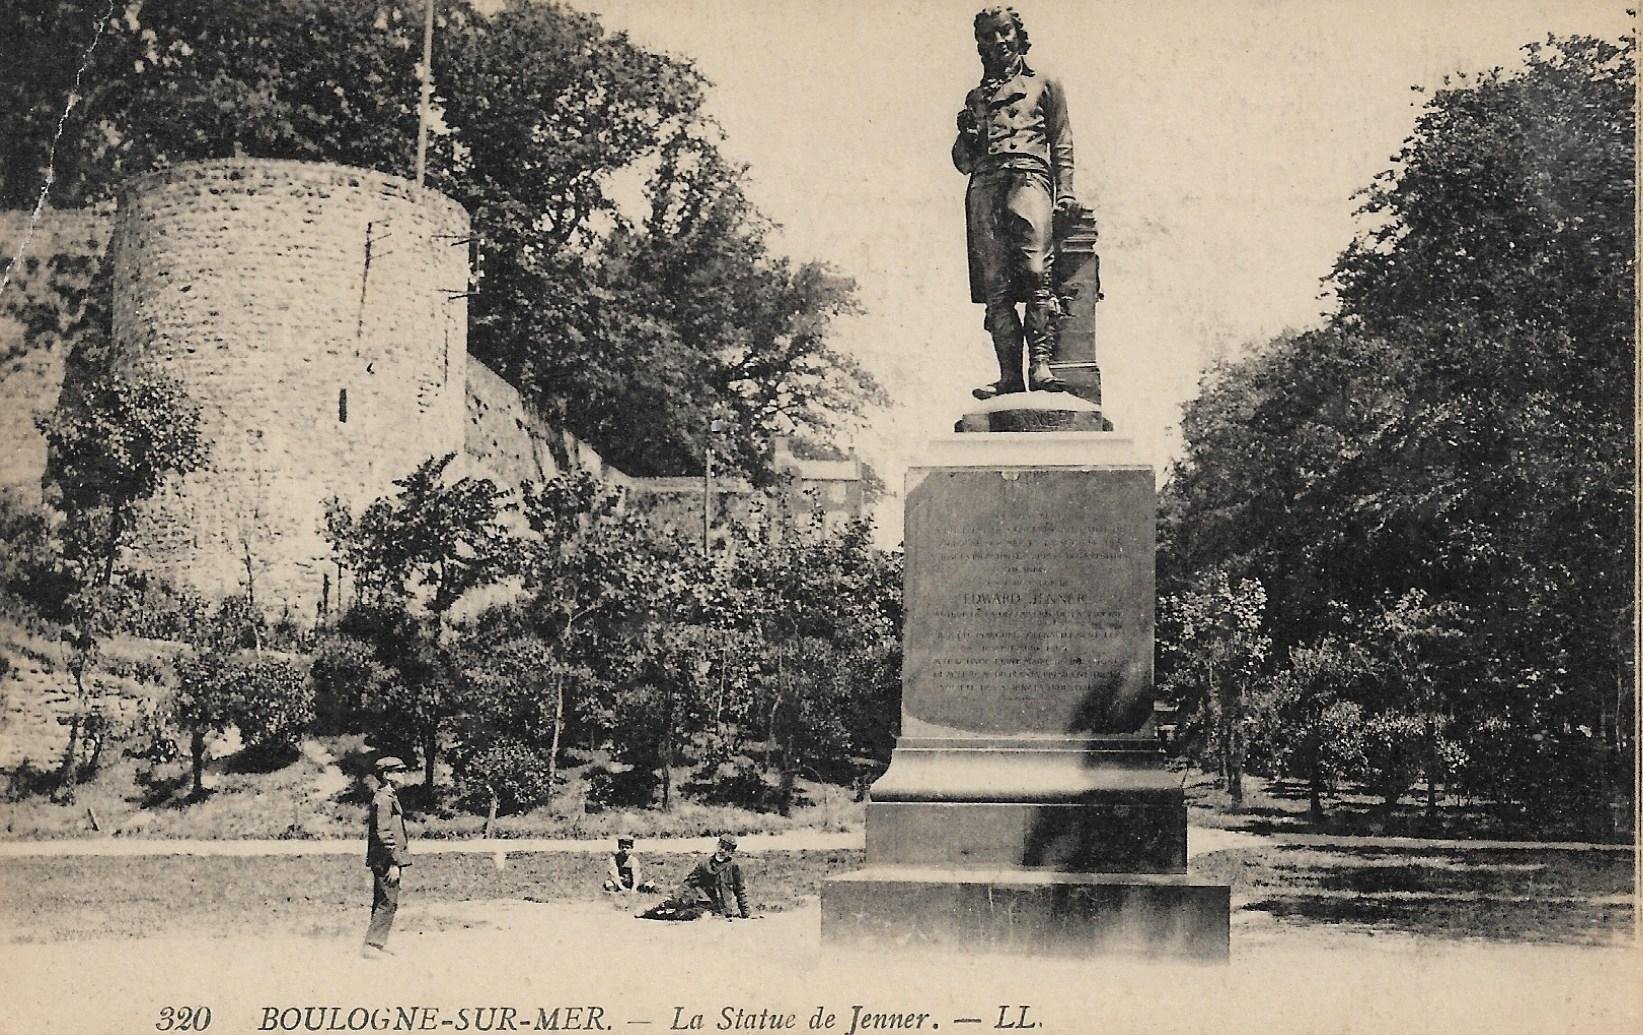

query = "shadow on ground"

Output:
[[1194, 842, 1635, 945]]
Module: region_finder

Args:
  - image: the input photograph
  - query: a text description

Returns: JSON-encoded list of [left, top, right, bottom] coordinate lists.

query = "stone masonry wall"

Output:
[[111, 160, 471, 614], [0, 632, 171, 772], [464, 355, 625, 492]]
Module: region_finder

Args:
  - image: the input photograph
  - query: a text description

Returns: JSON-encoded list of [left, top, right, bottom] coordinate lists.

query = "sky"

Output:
[[563, 0, 1632, 544]]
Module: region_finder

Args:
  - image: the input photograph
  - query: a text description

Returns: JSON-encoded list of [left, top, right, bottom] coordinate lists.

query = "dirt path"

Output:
[[1, 824, 1629, 859], [2, 899, 1637, 1035]]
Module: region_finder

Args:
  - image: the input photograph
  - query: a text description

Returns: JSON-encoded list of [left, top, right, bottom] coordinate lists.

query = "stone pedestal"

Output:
[[954, 392, 1108, 433], [821, 432, 1229, 960]]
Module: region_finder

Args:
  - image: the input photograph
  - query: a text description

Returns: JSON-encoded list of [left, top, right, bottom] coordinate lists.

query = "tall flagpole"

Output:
[[414, 0, 435, 186]]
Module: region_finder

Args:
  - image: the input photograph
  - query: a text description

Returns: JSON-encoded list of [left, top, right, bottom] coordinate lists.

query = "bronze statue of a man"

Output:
[[954, 6, 1079, 399]]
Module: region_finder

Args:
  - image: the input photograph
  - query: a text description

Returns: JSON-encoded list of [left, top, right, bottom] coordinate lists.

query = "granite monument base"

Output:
[[820, 432, 1230, 959], [865, 735, 1187, 872]]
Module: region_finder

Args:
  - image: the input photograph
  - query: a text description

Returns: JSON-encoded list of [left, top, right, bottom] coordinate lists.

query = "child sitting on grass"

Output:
[[602, 835, 658, 895]]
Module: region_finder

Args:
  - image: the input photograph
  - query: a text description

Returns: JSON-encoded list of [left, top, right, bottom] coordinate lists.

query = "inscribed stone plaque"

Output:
[[902, 466, 1154, 736]]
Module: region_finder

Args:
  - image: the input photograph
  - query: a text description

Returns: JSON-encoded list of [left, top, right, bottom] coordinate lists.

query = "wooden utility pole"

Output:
[[415, 0, 435, 186], [703, 417, 724, 550], [703, 443, 713, 550]]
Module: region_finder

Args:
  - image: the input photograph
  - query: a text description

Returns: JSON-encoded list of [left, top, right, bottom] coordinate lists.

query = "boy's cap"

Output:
[[717, 834, 738, 851], [374, 756, 408, 773], [617, 836, 635, 847]]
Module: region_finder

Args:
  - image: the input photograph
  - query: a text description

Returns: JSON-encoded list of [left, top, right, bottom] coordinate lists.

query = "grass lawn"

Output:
[[1, 840, 1631, 947], [0, 849, 864, 943]]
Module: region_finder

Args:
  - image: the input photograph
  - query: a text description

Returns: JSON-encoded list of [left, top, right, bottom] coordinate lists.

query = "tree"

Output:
[[36, 337, 207, 587], [167, 598, 313, 792], [172, 649, 240, 796], [1158, 571, 1272, 807], [1246, 635, 1372, 819], [1331, 37, 1633, 374], [1, 0, 431, 206], [327, 453, 513, 792], [721, 503, 903, 813], [51, 585, 113, 803], [1160, 34, 1634, 834], [517, 471, 663, 802], [613, 622, 714, 811], [581, 133, 885, 479], [1329, 34, 1634, 832], [453, 637, 567, 824], [335, 602, 461, 795], [331, 453, 511, 615]]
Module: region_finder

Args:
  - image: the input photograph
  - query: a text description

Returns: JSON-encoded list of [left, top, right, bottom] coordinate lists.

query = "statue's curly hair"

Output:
[[973, 6, 1031, 57]]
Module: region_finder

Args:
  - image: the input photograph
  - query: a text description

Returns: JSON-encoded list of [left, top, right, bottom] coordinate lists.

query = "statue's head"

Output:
[[974, 6, 1030, 72]]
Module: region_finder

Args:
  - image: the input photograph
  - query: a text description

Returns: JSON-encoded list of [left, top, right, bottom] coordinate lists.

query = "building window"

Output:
[[338, 388, 348, 423]]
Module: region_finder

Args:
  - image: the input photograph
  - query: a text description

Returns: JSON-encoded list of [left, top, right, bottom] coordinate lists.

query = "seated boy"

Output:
[[602, 835, 658, 894]]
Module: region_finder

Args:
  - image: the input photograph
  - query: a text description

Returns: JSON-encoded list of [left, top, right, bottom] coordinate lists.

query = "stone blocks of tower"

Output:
[[110, 159, 471, 612]]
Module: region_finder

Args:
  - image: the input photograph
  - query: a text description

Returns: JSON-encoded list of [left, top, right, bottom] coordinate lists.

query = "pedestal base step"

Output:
[[869, 800, 1187, 872], [821, 867, 1229, 961]]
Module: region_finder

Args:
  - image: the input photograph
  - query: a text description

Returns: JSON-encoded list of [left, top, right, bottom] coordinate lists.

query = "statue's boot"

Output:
[[972, 304, 1026, 400], [1025, 289, 1067, 392]]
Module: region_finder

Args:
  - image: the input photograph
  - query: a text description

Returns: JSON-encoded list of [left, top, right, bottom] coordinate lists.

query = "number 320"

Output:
[[156, 1006, 212, 1031]]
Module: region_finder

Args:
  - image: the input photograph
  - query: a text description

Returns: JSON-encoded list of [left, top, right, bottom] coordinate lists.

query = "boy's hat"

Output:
[[717, 834, 738, 851], [617, 835, 635, 847], [374, 756, 408, 773]]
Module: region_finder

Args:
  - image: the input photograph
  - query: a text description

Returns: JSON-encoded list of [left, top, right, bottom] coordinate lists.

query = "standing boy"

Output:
[[362, 756, 411, 958]]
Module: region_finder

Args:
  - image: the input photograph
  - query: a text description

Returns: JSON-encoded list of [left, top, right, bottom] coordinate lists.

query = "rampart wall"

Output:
[[464, 356, 625, 492], [111, 160, 471, 613]]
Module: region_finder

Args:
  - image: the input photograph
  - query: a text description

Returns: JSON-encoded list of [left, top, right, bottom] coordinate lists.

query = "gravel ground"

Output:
[[2, 898, 1637, 1035]]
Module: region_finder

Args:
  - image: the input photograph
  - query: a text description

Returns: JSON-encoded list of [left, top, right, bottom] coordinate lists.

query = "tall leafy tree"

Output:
[[586, 134, 884, 478], [1161, 34, 1634, 833], [325, 452, 512, 792], [1158, 571, 1271, 807], [516, 471, 665, 799]]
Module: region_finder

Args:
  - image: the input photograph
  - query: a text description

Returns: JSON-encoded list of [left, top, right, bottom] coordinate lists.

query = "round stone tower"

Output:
[[110, 159, 471, 612]]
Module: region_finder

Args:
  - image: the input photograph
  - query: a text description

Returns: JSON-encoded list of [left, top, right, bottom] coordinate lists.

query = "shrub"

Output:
[[451, 737, 556, 815], [687, 759, 778, 810], [1452, 715, 1612, 836], [309, 635, 390, 732], [1361, 711, 1428, 807], [233, 656, 314, 752], [583, 765, 654, 809], [122, 699, 180, 765], [0, 490, 73, 623], [101, 576, 211, 642], [4, 758, 56, 801]]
